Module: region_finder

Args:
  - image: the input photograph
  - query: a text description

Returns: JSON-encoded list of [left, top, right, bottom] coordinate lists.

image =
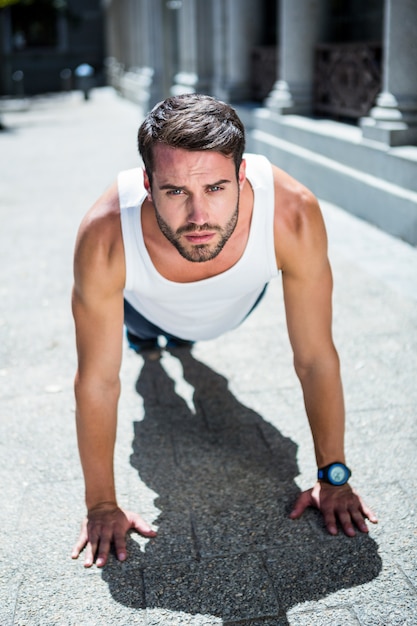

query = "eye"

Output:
[[167, 188, 184, 196], [208, 185, 222, 192]]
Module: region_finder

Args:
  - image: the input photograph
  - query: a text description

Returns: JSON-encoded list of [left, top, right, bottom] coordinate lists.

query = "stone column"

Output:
[[158, 0, 264, 102], [212, 0, 262, 102], [171, 0, 213, 96], [115, 0, 132, 67], [103, 0, 126, 90], [103, 0, 123, 64], [125, 0, 137, 68], [106, 0, 163, 110], [131, 0, 146, 68], [220, 0, 263, 102], [136, 0, 155, 70], [142, 0, 167, 105], [266, 0, 325, 114], [170, 0, 198, 95], [211, 0, 227, 101], [361, 0, 417, 146]]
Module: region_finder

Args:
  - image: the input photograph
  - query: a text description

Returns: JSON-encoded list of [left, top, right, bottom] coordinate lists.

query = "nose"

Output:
[[186, 197, 209, 226]]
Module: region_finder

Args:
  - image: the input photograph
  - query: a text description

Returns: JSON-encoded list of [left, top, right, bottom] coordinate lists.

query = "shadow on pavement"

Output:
[[102, 349, 382, 623]]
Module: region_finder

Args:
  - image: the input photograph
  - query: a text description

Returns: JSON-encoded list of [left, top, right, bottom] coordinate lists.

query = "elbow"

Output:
[[74, 369, 121, 400], [293, 347, 340, 383], [293, 358, 313, 383]]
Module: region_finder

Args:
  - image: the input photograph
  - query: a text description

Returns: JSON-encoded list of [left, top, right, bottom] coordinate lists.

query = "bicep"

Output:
[[72, 204, 125, 385], [72, 286, 124, 385], [277, 191, 336, 370], [282, 259, 335, 371], [72, 223, 124, 382]]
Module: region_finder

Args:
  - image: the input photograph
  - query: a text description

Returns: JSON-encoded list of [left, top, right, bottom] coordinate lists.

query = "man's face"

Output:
[[144, 145, 246, 263]]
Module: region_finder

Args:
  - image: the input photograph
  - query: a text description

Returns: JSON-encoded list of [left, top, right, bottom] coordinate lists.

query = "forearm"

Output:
[[74, 374, 121, 509], [296, 354, 345, 468]]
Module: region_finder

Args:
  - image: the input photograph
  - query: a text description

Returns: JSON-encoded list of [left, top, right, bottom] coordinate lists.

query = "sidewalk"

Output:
[[1, 88, 416, 626]]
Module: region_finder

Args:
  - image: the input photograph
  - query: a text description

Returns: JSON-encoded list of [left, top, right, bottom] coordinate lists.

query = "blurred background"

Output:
[[1, 0, 416, 245]]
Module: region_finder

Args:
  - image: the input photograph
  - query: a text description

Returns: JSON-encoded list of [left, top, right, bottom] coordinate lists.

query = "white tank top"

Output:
[[119, 153, 278, 341]]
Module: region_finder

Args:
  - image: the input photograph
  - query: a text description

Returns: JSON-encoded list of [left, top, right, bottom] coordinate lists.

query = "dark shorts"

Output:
[[123, 283, 268, 342]]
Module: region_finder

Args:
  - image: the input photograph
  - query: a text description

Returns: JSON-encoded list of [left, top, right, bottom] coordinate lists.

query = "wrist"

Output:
[[87, 500, 119, 514], [85, 485, 116, 510]]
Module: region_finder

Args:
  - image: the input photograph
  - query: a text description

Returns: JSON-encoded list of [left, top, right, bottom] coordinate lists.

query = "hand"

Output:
[[71, 502, 157, 567], [289, 482, 378, 537]]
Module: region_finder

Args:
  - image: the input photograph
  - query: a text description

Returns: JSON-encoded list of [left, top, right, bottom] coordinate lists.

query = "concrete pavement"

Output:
[[1, 88, 416, 625]]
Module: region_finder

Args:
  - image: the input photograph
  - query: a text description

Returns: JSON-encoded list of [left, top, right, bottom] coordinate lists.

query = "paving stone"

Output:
[[287, 606, 360, 625], [143, 554, 280, 622], [265, 534, 382, 615], [146, 608, 222, 625], [354, 600, 417, 626]]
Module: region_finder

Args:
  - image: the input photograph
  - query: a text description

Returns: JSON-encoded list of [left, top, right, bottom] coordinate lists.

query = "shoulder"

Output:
[[73, 182, 125, 299], [271, 165, 327, 272]]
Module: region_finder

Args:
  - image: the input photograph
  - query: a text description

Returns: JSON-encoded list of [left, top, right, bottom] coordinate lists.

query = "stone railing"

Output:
[[314, 42, 382, 120]]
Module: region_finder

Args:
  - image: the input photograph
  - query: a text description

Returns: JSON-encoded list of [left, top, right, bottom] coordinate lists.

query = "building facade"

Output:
[[0, 0, 105, 96], [104, 0, 417, 244]]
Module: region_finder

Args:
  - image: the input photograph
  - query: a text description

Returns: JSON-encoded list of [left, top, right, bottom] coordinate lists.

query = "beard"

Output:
[[154, 199, 240, 263]]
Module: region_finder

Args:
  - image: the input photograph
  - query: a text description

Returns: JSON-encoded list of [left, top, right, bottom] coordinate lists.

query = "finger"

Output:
[[323, 509, 339, 536], [71, 533, 87, 559], [358, 499, 378, 524], [83, 540, 97, 568], [131, 514, 157, 537], [95, 533, 112, 568], [71, 520, 88, 559], [84, 523, 100, 567], [289, 490, 313, 520], [113, 530, 128, 562], [350, 509, 370, 534], [336, 510, 356, 537]]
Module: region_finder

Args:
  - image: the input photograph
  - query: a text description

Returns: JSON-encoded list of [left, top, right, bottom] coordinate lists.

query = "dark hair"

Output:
[[138, 93, 245, 181]]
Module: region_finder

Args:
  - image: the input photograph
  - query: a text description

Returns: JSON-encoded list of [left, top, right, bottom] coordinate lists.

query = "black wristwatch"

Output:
[[317, 462, 351, 486]]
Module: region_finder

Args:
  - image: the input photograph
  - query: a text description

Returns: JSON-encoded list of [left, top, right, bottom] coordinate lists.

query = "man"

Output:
[[71, 94, 377, 568]]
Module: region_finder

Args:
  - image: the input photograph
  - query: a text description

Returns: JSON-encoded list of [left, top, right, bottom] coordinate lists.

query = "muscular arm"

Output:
[[274, 169, 377, 534], [71, 188, 155, 567], [72, 223, 124, 511], [279, 190, 344, 468]]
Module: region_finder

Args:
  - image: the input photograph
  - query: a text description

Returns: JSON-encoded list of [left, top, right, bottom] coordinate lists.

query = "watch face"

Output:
[[329, 464, 348, 485]]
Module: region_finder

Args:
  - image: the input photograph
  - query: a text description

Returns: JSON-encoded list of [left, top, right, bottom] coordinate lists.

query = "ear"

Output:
[[238, 159, 246, 191], [143, 169, 152, 201]]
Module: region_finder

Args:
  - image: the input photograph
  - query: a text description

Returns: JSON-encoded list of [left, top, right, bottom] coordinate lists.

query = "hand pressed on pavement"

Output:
[[290, 482, 378, 537], [71, 503, 157, 568]]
